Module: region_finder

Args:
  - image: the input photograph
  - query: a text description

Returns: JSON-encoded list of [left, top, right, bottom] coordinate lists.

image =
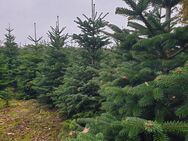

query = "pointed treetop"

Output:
[[5, 24, 15, 41], [47, 16, 68, 49], [6, 24, 14, 34], [28, 22, 43, 46], [4, 25, 17, 48], [56, 16, 60, 31]]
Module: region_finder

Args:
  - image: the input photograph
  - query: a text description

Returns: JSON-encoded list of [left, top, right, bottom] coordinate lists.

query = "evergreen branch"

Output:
[[166, 43, 188, 59], [162, 121, 188, 134]]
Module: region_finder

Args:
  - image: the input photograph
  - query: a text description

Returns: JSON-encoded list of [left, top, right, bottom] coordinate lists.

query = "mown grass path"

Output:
[[0, 100, 63, 141]]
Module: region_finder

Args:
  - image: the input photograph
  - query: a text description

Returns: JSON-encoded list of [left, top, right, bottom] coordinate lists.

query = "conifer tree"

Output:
[[16, 45, 44, 99], [0, 52, 10, 106], [68, 41, 188, 141], [54, 65, 101, 118], [67, 13, 188, 141], [116, 0, 181, 36], [33, 17, 68, 105], [4, 26, 19, 73], [0, 26, 19, 105], [16, 22, 44, 99], [54, 3, 109, 118], [3, 27, 19, 88], [73, 6, 109, 67]]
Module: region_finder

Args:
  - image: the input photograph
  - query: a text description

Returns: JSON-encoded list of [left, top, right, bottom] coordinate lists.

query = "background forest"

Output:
[[0, 0, 188, 141]]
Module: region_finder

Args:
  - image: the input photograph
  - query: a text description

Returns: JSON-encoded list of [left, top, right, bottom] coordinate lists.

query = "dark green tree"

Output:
[[0, 27, 19, 105], [116, 0, 181, 36], [33, 17, 68, 105], [54, 65, 101, 118], [0, 52, 10, 107], [54, 5, 110, 118], [4, 26, 19, 79], [73, 12, 110, 67], [67, 24, 188, 141], [16, 45, 44, 99]]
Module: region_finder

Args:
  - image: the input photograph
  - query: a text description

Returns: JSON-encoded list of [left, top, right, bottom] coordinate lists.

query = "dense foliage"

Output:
[[0, 0, 187, 141]]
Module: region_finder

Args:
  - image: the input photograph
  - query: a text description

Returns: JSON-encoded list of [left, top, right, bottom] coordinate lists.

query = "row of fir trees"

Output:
[[0, 0, 188, 141]]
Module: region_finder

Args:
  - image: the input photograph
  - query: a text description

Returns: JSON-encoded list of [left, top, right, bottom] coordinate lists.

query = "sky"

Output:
[[0, 0, 127, 45]]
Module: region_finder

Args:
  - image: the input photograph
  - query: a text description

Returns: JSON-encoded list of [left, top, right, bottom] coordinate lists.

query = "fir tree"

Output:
[[53, 4, 110, 118], [116, 0, 180, 36], [67, 21, 188, 141], [33, 17, 68, 105], [73, 9, 110, 67], [0, 27, 19, 106], [4, 26, 19, 75], [0, 52, 10, 106], [54, 65, 101, 118], [16, 45, 44, 99], [70, 60, 188, 141]]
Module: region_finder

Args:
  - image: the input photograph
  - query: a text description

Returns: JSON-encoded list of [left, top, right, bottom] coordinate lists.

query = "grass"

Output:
[[0, 99, 6, 109], [0, 99, 63, 141]]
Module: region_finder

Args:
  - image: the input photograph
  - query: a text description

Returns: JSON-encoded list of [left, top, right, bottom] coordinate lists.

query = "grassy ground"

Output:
[[0, 99, 63, 141]]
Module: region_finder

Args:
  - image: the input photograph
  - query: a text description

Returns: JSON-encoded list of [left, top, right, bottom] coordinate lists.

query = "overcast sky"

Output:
[[0, 0, 127, 45]]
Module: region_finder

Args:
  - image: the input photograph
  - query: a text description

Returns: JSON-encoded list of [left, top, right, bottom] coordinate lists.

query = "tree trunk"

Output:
[[165, 6, 171, 32]]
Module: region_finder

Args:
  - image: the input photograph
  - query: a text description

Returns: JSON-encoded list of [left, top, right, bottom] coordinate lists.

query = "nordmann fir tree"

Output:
[[16, 23, 44, 99], [67, 27, 188, 141], [115, 0, 180, 37], [4, 26, 19, 83], [0, 26, 19, 106], [73, 4, 110, 67], [54, 2, 110, 119], [65, 1, 188, 141], [0, 50, 10, 107], [16, 44, 44, 99], [75, 60, 188, 141], [33, 17, 68, 105], [53, 65, 101, 118]]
